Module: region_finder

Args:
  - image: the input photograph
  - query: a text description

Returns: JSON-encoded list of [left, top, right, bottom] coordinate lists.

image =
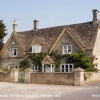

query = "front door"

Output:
[[18, 71, 25, 83], [45, 64, 51, 72]]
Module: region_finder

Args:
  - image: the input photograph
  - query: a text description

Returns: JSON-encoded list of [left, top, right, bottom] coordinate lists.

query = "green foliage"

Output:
[[66, 51, 94, 69], [50, 51, 98, 72], [0, 20, 7, 50], [0, 20, 7, 41], [30, 53, 47, 67], [50, 51, 70, 71], [19, 59, 30, 69], [85, 67, 98, 72], [50, 50, 61, 68], [0, 67, 10, 74]]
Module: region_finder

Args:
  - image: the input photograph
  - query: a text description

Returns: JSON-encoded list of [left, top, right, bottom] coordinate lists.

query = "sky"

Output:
[[0, 0, 100, 43]]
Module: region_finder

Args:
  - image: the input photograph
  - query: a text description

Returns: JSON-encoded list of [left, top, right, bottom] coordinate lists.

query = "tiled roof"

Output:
[[14, 21, 99, 53]]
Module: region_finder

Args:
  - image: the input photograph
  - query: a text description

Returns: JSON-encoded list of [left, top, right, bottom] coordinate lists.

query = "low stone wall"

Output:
[[31, 72, 74, 85], [84, 72, 100, 84], [0, 73, 10, 82]]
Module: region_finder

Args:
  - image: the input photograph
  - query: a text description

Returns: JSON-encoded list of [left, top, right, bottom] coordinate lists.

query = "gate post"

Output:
[[10, 68, 19, 83], [74, 67, 85, 86], [24, 68, 33, 83]]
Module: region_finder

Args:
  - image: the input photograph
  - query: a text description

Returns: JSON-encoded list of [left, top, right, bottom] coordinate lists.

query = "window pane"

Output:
[[62, 65, 64, 68], [35, 65, 38, 70], [32, 45, 41, 53], [65, 65, 68, 72], [68, 46, 72, 54], [69, 65, 73, 72], [62, 69, 64, 72], [14, 49, 17, 55], [64, 46, 67, 53], [61, 65, 64, 72]]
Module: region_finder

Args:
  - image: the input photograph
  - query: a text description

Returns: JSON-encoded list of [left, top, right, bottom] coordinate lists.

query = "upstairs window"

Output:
[[10, 48, 18, 57], [32, 44, 41, 53], [63, 45, 72, 54]]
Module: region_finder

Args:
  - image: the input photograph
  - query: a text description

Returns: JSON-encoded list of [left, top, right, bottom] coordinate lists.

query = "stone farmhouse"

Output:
[[0, 9, 100, 73]]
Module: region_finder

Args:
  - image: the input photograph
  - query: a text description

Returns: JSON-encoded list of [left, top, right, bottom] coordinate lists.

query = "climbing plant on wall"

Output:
[[29, 53, 47, 67], [50, 51, 98, 71]]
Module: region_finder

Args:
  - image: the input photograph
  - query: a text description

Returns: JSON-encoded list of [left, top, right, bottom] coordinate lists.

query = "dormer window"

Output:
[[10, 48, 18, 57], [32, 44, 41, 53], [63, 45, 72, 54]]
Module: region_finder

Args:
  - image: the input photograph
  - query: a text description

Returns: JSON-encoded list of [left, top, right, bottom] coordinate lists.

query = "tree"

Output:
[[19, 59, 30, 69], [0, 20, 7, 50]]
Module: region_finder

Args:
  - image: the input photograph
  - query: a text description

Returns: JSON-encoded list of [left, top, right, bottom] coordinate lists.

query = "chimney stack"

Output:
[[92, 9, 99, 24], [33, 19, 39, 31], [13, 20, 18, 33]]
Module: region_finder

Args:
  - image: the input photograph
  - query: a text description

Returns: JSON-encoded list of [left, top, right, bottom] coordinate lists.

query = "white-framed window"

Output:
[[32, 44, 41, 53], [60, 64, 74, 72], [33, 64, 41, 71], [63, 45, 72, 54], [10, 48, 18, 57], [8, 64, 19, 69]]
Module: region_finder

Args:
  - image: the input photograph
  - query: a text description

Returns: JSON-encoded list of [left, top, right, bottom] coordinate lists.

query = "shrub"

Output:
[[85, 67, 98, 72], [66, 51, 98, 71], [19, 59, 30, 69]]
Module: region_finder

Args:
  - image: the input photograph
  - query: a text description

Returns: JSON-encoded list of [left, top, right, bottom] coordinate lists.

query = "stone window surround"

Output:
[[60, 64, 74, 72], [10, 48, 18, 57], [63, 45, 72, 54]]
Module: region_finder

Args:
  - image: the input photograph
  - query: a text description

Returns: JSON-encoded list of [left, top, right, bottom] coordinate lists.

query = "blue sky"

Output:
[[0, 0, 100, 43]]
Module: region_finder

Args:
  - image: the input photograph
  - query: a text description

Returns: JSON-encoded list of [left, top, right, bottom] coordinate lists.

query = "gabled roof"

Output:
[[1, 33, 25, 56], [42, 55, 55, 64], [49, 27, 85, 54], [1, 21, 99, 56], [31, 36, 45, 46]]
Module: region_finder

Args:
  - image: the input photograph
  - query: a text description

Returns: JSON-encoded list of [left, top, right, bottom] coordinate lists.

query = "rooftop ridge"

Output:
[[17, 21, 93, 33]]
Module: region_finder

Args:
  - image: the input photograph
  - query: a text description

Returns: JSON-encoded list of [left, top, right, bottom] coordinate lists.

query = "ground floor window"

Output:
[[32, 64, 41, 71], [9, 64, 19, 69], [60, 64, 74, 72]]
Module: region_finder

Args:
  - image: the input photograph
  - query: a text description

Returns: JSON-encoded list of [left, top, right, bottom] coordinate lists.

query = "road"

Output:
[[0, 82, 100, 100]]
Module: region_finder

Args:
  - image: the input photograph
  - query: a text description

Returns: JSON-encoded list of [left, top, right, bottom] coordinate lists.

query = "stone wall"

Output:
[[54, 32, 81, 55], [84, 72, 100, 84], [0, 73, 10, 82], [30, 72, 74, 85]]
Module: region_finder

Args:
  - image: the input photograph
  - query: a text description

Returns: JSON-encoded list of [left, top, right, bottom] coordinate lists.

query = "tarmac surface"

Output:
[[0, 82, 100, 100]]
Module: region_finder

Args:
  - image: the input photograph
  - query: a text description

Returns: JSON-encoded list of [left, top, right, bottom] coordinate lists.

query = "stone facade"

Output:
[[1, 38, 25, 68], [54, 31, 81, 64], [54, 32, 81, 55], [92, 28, 100, 71], [3, 39, 24, 58]]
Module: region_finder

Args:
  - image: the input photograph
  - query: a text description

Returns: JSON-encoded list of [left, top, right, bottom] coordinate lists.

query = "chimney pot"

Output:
[[13, 19, 18, 33], [92, 9, 99, 24], [33, 19, 39, 31]]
